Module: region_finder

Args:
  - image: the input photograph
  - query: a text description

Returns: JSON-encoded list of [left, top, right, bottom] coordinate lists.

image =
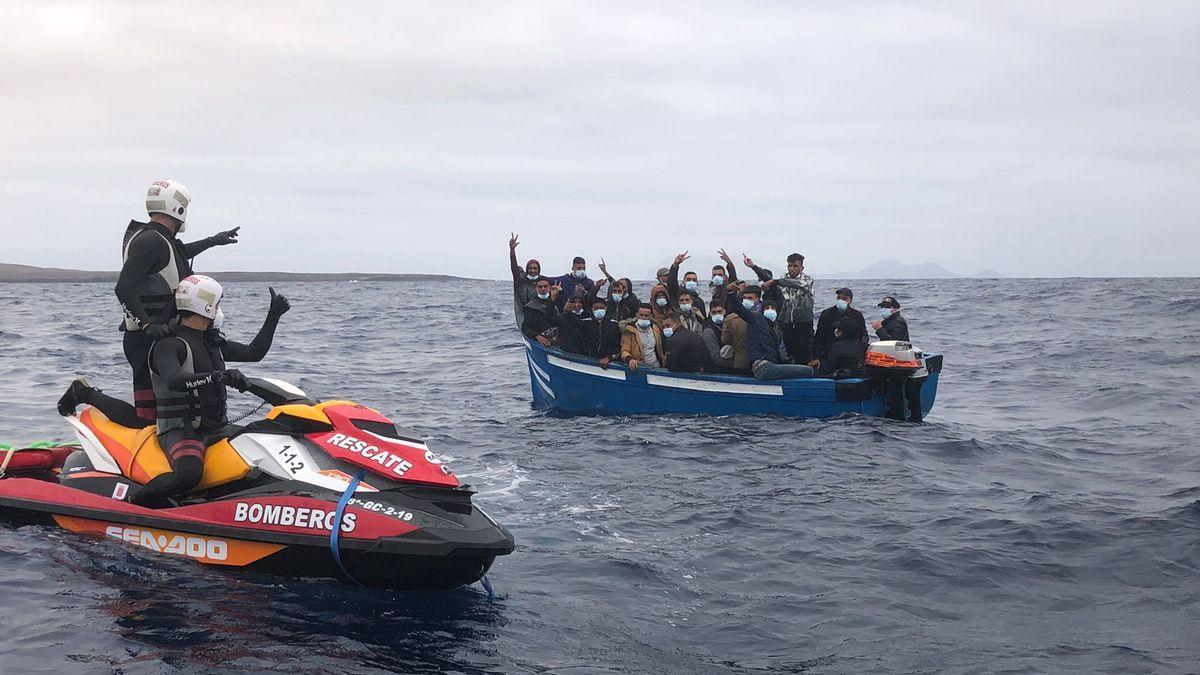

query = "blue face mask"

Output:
[[656, 297, 668, 307], [711, 275, 725, 286], [662, 327, 674, 338], [593, 309, 606, 320], [611, 293, 624, 302], [742, 299, 755, 309], [679, 303, 692, 313], [573, 269, 586, 278], [684, 280, 698, 291], [835, 299, 849, 311], [763, 309, 778, 321], [879, 308, 892, 319], [712, 314, 725, 324], [636, 318, 652, 329]]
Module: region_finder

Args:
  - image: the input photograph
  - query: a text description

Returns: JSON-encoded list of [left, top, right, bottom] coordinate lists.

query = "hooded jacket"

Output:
[[875, 311, 909, 341]]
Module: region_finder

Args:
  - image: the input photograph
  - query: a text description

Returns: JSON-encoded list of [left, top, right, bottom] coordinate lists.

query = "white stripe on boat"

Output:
[[546, 355, 628, 381], [528, 356, 552, 383], [644, 374, 784, 396]]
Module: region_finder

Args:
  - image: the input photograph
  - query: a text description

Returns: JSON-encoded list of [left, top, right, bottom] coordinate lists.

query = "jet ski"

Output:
[[0, 378, 515, 591]]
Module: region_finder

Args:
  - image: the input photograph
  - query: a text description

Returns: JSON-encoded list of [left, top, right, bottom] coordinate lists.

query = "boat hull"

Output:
[[523, 341, 940, 418]]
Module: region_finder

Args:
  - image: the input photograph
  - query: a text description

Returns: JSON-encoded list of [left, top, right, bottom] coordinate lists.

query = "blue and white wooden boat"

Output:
[[522, 340, 942, 418]]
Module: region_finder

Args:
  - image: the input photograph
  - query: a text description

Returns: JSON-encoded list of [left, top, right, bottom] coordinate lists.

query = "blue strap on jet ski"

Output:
[[330, 469, 367, 586], [480, 574, 496, 602]]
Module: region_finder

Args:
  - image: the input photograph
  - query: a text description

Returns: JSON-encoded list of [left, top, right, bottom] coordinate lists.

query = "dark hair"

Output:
[[743, 285, 761, 298], [836, 287, 853, 299], [709, 299, 723, 309], [787, 253, 804, 264], [684, 270, 697, 278], [764, 301, 778, 311], [564, 294, 581, 304], [712, 264, 725, 272], [638, 302, 653, 312], [535, 278, 550, 286], [572, 256, 586, 265], [678, 291, 693, 301], [591, 297, 607, 306]]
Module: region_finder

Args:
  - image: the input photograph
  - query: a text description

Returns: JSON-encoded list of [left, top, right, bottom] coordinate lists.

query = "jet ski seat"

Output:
[[78, 406, 252, 491]]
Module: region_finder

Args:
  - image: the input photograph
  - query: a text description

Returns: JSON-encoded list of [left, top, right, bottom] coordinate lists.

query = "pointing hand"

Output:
[[213, 227, 241, 246]]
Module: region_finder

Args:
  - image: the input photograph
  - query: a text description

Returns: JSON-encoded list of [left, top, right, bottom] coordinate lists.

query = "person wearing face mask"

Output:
[[666, 251, 709, 318], [620, 304, 665, 373], [702, 300, 735, 373], [725, 282, 814, 381], [720, 282, 754, 375], [708, 248, 740, 306], [661, 316, 711, 374], [872, 296, 909, 341], [587, 297, 624, 368], [556, 295, 592, 356], [746, 252, 815, 365], [522, 278, 561, 346], [508, 233, 547, 327], [816, 316, 866, 378], [811, 287, 869, 367], [553, 255, 595, 310], [673, 290, 705, 335], [649, 283, 673, 325]]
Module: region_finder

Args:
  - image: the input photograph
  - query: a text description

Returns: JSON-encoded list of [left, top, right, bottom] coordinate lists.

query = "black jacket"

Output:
[[874, 312, 909, 341], [557, 311, 592, 356], [589, 316, 623, 359], [664, 328, 712, 373], [813, 305, 868, 362], [522, 298, 559, 339]]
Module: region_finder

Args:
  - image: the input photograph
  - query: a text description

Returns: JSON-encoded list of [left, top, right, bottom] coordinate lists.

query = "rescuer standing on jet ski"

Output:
[[142, 275, 289, 501], [115, 180, 240, 422]]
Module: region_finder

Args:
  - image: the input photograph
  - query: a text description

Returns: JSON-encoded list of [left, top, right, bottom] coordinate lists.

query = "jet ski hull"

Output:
[[0, 476, 514, 591]]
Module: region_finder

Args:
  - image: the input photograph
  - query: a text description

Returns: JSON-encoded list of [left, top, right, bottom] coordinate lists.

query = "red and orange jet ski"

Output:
[[0, 378, 514, 591]]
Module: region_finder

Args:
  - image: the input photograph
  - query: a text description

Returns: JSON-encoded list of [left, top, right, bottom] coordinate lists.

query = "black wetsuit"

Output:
[[141, 317, 280, 501], [114, 221, 223, 421]]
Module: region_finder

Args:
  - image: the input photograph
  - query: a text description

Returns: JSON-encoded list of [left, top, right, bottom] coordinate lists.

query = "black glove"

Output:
[[144, 323, 172, 339], [212, 227, 241, 246], [268, 286, 291, 318], [222, 368, 250, 392]]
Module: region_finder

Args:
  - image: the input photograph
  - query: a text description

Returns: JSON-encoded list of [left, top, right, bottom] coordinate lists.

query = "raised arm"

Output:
[[508, 233, 523, 283], [718, 248, 738, 283], [182, 227, 240, 259], [598, 257, 616, 283], [222, 288, 290, 362], [667, 251, 688, 306]]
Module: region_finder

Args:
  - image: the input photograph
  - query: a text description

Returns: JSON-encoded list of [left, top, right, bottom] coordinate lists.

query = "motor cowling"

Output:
[[865, 340, 925, 377]]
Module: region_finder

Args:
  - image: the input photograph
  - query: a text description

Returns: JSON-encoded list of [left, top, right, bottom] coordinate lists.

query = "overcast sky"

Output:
[[1, 1, 1197, 278]]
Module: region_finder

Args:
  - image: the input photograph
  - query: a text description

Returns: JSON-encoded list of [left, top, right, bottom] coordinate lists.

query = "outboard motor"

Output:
[[865, 340, 927, 422]]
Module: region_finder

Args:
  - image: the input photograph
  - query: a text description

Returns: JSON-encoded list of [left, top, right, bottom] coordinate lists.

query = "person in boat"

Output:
[[588, 297, 624, 369], [655, 267, 670, 288], [811, 287, 869, 367], [725, 282, 815, 381], [556, 294, 592, 356], [720, 284, 753, 376], [816, 317, 866, 378], [667, 251, 707, 318], [673, 290, 705, 335], [620, 304, 666, 373], [552, 256, 594, 310], [746, 252, 815, 365], [508, 233, 547, 325], [60, 275, 290, 502], [649, 284, 673, 325], [872, 296, 909, 341], [709, 249, 739, 306], [522, 279, 561, 347], [593, 260, 640, 325], [702, 299, 735, 374], [116, 179, 240, 422], [661, 316, 712, 374]]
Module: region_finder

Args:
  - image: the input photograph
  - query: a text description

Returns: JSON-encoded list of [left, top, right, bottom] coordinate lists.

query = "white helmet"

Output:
[[145, 179, 192, 232], [175, 275, 223, 320]]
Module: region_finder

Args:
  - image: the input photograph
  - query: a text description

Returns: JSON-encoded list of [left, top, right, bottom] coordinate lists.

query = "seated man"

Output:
[[588, 297, 624, 368], [619, 303, 665, 373], [662, 316, 711, 374], [58, 276, 290, 502], [725, 282, 814, 381], [872, 295, 909, 341], [816, 317, 866, 378], [702, 299, 734, 373], [522, 278, 561, 346]]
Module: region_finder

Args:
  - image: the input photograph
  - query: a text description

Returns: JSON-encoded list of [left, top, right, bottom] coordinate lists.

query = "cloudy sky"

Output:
[[1, 1, 1196, 278]]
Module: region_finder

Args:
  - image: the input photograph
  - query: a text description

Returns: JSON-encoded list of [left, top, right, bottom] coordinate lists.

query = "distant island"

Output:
[[820, 259, 1005, 279], [0, 263, 473, 283]]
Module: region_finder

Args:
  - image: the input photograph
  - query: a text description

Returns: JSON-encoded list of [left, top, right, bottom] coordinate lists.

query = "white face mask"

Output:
[[712, 314, 725, 324], [742, 299, 755, 309], [679, 303, 692, 313], [763, 309, 778, 321], [655, 297, 668, 307], [537, 292, 550, 300], [879, 307, 893, 319], [527, 273, 538, 280], [573, 269, 586, 278], [662, 327, 675, 338], [711, 275, 724, 286], [684, 280, 698, 291], [570, 308, 583, 315], [636, 318, 652, 329], [593, 309, 606, 320], [835, 299, 849, 311]]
